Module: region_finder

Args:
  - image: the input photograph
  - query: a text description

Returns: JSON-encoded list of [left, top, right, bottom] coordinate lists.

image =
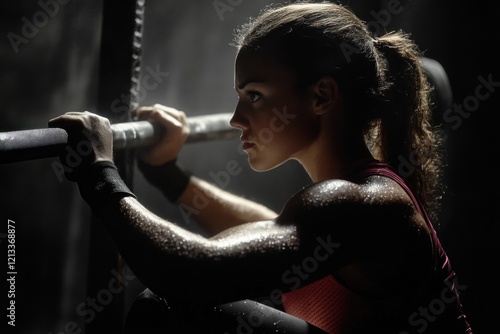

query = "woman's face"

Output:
[[230, 49, 321, 172]]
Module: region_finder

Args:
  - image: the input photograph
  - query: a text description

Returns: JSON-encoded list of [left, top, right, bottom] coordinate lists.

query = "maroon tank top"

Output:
[[281, 159, 473, 334]]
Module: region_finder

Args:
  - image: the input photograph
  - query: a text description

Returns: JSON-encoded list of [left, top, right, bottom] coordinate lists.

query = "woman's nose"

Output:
[[229, 102, 248, 131]]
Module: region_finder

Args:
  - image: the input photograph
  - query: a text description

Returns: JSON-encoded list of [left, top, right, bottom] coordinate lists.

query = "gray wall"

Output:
[[1, 1, 102, 333]]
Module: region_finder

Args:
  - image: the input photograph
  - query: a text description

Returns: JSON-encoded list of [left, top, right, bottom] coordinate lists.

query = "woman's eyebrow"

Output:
[[236, 77, 267, 90]]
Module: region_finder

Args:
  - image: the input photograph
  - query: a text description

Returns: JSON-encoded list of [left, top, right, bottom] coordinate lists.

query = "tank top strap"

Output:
[[346, 159, 428, 221], [347, 158, 440, 271]]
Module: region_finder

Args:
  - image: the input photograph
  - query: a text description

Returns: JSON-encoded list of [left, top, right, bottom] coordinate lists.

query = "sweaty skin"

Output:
[[94, 173, 432, 310], [48, 48, 433, 316]]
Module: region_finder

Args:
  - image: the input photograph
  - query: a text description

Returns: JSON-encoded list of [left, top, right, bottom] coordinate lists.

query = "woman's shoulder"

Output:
[[276, 176, 434, 292], [277, 175, 431, 240], [280, 175, 415, 216]]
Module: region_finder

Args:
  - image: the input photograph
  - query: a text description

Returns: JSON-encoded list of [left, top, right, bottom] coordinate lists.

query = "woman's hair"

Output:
[[233, 1, 443, 220]]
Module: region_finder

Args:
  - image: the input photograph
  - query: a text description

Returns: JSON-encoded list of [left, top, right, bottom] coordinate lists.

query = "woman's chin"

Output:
[[248, 157, 284, 172]]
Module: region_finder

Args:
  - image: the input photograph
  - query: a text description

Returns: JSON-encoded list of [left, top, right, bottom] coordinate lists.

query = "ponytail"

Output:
[[371, 31, 443, 220]]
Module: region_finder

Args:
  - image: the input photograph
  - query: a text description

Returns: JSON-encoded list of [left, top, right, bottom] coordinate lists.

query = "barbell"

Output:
[[0, 113, 240, 164]]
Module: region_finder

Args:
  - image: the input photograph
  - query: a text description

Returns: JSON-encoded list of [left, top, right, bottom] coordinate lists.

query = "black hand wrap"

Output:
[[137, 159, 191, 203], [76, 161, 137, 216]]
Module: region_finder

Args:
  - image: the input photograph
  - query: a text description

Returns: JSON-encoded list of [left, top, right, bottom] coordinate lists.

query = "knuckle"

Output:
[[74, 118, 85, 126]]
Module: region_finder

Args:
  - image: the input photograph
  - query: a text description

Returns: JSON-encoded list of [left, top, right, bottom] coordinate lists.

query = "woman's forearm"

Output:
[[176, 176, 279, 235]]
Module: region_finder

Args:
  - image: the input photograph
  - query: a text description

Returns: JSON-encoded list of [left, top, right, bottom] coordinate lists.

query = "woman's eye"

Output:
[[247, 92, 261, 102]]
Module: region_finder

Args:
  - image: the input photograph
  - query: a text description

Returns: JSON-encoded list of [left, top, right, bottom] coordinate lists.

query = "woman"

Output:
[[49, 2, 472, 333]]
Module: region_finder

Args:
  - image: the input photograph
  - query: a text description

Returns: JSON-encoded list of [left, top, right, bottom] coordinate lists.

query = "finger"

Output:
[[135, 105, 168, 121], [177, 110, 188, 126], [136, 107, 185, 131], [64, 111, 87, 115], [48, 114, 85, 128], [135, 106, 155, 120], [152, 104, 186, 121], [136, 104, 185, 122], [149, 109, 183, 129], [135, 104, 169, 112], [48, 111, 96, 127]]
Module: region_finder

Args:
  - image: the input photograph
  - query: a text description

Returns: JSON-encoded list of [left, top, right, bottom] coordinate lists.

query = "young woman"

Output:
[[49, 2, 473, 333]]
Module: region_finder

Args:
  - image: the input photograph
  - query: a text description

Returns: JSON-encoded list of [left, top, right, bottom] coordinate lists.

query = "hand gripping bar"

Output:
[[0, 113, 239, 164]]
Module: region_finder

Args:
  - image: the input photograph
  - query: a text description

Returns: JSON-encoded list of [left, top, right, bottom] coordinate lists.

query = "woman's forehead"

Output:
[[234, 49, 293, 85], [235, 48, 275, 68]]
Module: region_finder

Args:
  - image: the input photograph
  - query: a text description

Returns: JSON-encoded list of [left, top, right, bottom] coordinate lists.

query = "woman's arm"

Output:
[[47, 109, 298, 307], [46, 110, 381, 310], [99, 195, 298, 307], [176, 176, 278, 235], [135, 104, 278, 234]]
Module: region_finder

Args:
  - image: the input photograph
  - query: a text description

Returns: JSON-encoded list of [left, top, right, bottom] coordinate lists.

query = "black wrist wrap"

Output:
[[137, 159, 191, 203], [77, 161, 137, 215]]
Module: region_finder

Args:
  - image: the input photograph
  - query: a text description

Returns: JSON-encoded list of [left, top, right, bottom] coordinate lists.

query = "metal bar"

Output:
[[0, 113, 238, 164]]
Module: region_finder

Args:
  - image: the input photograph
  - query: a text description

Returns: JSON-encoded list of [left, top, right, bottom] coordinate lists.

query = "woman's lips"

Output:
[[242, 141, 255, 150], [241, 136, 256, 150]]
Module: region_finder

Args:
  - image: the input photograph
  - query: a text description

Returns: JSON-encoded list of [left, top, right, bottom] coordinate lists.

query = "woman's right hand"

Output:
[[135, 104, 190, 166]]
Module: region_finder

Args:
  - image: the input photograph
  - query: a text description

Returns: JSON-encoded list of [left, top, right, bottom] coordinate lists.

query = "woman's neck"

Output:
[[297, 131, 373, 183]]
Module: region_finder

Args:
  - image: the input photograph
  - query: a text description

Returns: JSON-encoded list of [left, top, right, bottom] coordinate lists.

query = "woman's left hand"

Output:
[[48, 111, 114, 180]]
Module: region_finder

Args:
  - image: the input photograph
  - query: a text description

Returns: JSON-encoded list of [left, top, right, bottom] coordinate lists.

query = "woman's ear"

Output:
[[310, 76, 339, 115]]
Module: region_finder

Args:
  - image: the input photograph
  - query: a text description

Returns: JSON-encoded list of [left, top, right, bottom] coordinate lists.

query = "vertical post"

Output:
[[85, 0, 144, 333]]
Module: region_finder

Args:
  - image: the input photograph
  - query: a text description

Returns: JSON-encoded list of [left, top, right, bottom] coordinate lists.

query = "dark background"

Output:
[[0, 0, 498, 333]]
